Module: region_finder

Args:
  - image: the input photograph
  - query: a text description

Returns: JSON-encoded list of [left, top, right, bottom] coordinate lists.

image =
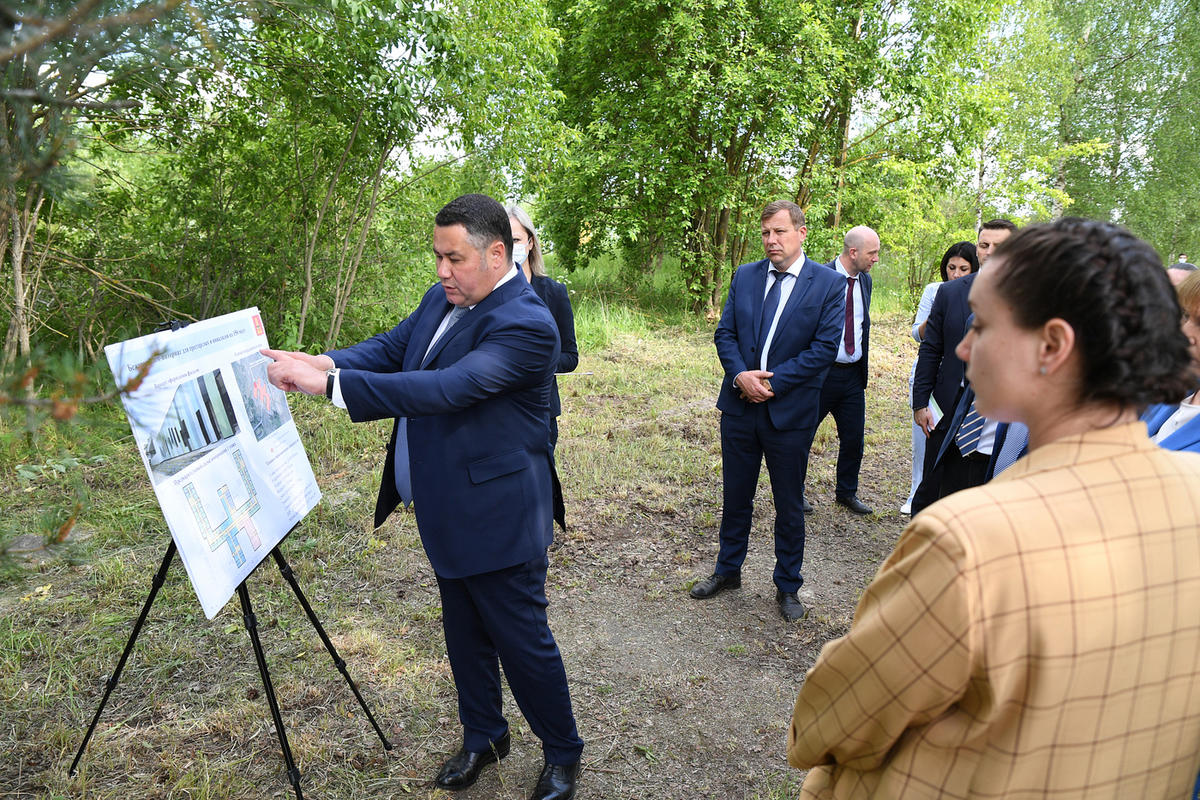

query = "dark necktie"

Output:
[[758, 270, 788, 355], [844, 276, 856, 356], [397, 305, 470, 505]]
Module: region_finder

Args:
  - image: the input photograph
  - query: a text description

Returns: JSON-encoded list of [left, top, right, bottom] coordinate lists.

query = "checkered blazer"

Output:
[[788, 422, 1200, 798]]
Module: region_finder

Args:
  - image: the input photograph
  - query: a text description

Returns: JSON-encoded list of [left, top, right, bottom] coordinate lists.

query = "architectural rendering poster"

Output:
[[104, 307, 321, 619]]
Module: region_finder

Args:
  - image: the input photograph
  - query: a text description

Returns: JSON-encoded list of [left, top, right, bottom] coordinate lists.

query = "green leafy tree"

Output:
[[544, 0, 1000, 312]]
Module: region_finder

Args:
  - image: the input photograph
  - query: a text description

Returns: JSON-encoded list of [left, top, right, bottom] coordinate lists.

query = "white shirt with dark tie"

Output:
[[758, 253, 806, 371]]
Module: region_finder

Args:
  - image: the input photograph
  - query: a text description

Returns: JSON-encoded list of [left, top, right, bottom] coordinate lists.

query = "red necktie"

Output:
[[844, 276, 856, 355]]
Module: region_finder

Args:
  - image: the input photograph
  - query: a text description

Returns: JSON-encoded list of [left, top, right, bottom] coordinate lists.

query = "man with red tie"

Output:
[[810, 226, 879, 515]]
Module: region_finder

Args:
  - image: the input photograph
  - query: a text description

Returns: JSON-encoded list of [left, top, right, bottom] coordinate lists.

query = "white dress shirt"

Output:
[[833, 257, 864, 364], [758, 253, 806, 371]]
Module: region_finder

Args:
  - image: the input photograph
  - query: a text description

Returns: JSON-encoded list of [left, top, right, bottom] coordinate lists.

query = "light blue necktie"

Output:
[[396, 305, 468, 505], [991, 422, 1029, 477]]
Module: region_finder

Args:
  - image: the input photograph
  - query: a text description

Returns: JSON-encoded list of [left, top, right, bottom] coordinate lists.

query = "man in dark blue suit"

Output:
[[690, 200, 846, 622], [263, 194, 583, 800], [809, 225, 879, 516], [910, 218, 1017, 514]]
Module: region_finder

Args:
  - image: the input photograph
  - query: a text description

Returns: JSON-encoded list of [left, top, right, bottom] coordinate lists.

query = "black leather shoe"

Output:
[[435, 732, 510, 790], [689, 572, 741, 599], [529, 760, 580, 800], [835, 494, 873, 515], [776, 590, 806, 622], [802, 495, 813, 513]]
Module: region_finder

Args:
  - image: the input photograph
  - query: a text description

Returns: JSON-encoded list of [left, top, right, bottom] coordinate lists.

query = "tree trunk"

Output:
[[327, 141, 390, 348], [825, 14, 862, 232], [5, 186, 44, 366], [297, 110, 362, 347], [708, 206, 730, 313]]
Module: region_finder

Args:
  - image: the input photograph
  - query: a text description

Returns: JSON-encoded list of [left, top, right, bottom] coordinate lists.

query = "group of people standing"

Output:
[[687, 203, 1200, 797], [786, 217, 1200, 798], [262, 193, 1200, 799], [906, 219, 1026, 514]]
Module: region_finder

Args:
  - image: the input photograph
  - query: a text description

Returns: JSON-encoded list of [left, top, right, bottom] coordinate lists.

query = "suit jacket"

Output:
[[789, 422, 1200, 798], [715, 257, 845, 431], [912, 271, 974, 413], [326, 276, 560, 579], [823, 258, 872, 388], [1142, 403, 1200, 453], [528, 274, 578, 418]]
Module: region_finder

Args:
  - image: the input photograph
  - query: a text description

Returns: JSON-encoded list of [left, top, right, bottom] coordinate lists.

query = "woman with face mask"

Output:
[[508, 204, 578, 531]]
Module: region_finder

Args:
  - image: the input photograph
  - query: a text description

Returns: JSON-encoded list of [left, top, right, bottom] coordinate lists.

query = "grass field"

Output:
[[0, 299, 922, 799]]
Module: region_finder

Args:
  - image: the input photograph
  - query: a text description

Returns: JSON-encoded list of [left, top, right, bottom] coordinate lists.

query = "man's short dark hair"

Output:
[[761, 200, 806, 228], [980, 218, 1018, 234], [1170, 262, 1198, 272], [435, 194, 513, 262]]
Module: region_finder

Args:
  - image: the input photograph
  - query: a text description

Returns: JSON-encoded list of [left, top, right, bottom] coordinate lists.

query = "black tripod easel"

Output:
[[69, 536, 392, 799]]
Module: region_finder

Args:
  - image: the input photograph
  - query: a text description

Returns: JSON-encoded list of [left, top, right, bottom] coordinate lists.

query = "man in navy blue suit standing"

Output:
[[263, 194, 583, 800], [690, 200, 845, 622], [910, 218, 1017, 514]]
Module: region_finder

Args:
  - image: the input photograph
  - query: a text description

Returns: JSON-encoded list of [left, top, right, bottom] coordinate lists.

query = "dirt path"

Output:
[[443, 314, 919, 799], [0, 313, 919, 799]]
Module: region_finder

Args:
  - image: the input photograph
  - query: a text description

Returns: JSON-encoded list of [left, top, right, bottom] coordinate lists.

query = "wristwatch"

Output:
[[325, 368, 338, 400]]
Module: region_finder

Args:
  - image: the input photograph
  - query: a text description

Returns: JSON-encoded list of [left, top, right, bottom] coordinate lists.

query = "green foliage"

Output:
[[4, 0, 563, 362], [4, 0, 1200, 376], [973, 0, 1200, 261], [541, 0, 1002, 311]]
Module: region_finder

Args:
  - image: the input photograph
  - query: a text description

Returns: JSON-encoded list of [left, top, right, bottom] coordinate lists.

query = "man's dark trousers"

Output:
[[816, 362, 866, 499], [436, 555, 583, 764], [715, 401, 815, 593]]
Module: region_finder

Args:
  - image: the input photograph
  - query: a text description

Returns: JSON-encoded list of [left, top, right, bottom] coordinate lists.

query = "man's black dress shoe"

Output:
[[689, 572, 741, 599], [802, 495, 813, 513], [835, 494, 873, 515], [434, 732, 510, 790], [529, 760, 580, 800], [776, 590, 806, 622]]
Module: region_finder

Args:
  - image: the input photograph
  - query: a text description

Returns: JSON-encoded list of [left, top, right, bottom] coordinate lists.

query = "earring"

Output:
[[1038, 366, 1047, 375]]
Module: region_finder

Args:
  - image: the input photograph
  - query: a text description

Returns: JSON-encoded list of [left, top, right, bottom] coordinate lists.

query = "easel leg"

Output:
[[272, 548, 392, 750], [70, 540, 177, 776], [238, 583, 304, 800]]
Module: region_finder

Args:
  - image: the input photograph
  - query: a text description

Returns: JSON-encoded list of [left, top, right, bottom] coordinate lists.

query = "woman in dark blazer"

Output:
[[508, 204, 578, 528]]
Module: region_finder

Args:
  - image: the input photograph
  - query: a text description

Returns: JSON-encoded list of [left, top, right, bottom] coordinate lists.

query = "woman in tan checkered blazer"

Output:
[[789, 219, 1200, 799]]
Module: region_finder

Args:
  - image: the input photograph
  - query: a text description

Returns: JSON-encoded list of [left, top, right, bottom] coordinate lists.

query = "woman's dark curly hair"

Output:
[[992, 218, 1193, 408], [939, 241, 980, 282]]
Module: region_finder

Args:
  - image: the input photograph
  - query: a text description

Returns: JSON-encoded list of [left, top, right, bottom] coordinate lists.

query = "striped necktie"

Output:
[[955, 394, 985, 455]]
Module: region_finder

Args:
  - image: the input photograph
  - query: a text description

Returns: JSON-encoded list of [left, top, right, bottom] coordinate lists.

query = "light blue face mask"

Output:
[[513, 243, 529, 267]]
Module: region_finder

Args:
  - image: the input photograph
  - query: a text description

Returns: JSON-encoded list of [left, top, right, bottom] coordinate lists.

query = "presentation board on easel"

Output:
[[104, 308, 321, 618]]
